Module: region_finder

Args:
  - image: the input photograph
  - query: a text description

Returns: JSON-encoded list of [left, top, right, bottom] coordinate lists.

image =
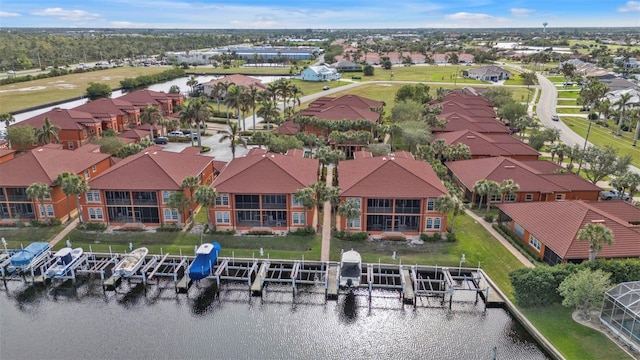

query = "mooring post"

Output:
[[449, 284, 454, 309]]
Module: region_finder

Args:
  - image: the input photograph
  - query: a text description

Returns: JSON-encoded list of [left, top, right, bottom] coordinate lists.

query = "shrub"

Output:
[[382, 235, 406, 241], [156, 224, 181, 232], [420, 233, 440, 242], [445, 232, 457, 242], [210, 228, 236, 235], [247, 230, 274, 236], [30, 219, 46, 227], [49, 219, 62, 226], [289, 226, 316, 236], [333, 230, 368, 241], [79, 222, 107, 231], [494, 224, 540, 262], [200, 146, 211, 153], [483, 214, 495, 223]]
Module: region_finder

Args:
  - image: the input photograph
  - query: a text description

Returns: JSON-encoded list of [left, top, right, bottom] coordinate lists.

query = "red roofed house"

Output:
[[18, 108, 103, 150], [337, 153, 449, 237], [118, 90, 183, 115], [75, 98, 141, 132], [202, 74, 266, 98], [296, 95, 384, 158], [446, 157, 601, 206], [432, 93, 511, 134], [0, 144, 112, 223], [498, 201, 640, 265], [81, 147, 219, 228], [432, 130, 539, 160], [209, 149, 319, 233]]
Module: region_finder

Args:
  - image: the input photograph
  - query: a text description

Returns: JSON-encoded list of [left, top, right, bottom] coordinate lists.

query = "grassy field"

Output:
[[0, 67, 169, 113], [556, 90, 581, 99], [557, 108, 586, 115], [331, 65, 487, 84], [561, 116, 640, 168], [557, 99, 577, 106], [522, 304, 632, 360]]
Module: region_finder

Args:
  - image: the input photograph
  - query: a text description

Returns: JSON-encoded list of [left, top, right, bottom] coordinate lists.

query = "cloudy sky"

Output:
[[0, 0, 639, 28]]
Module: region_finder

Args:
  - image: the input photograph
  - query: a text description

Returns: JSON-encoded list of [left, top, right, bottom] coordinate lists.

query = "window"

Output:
[[82, 129, 87, 138], [434, 218, 441, 229], [44, 192, 51, 200], [426, 218, 433, 229], [348, 197, 362, 208], [490, 194, 500, 202], [162, 191, 171, 204], [216, 211, 230, 224], [427, 199, 435, 211], [514, 223, 525, 238], [84, 169, 90, 180], [292, 195, 304, 207], [293, 212, 306, 225], [89, 208, 104, 220], [347, 217, 361, 229], [39, 205, 54, 218], [86, 190, 101, 203], [504, 194, 516, 203], [525, 194, 533, 202], [164, 208, 178, 221], [555, 194, 564, 201], [92, 165, 97, 173], [215, 194, 229, 206], [68, 142, 74, 149], [529, 235, 541, 251]]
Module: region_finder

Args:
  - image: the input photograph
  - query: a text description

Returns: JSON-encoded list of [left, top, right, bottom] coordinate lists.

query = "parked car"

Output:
[[322, 86, 330, 90], [6, 70, 15, 75], [154, 137, 169, 145], [167, 131, 185, 137], [551, 114, 560, 122], [599, 189, 631, 201], [185, 133, 199, 140]]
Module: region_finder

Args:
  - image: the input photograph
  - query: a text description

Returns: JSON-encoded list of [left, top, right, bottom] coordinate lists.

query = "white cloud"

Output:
[[445, 12, 495, 21], [618, 1, 640, 12], [32, 8, 101, 21], [110, 21, 150, 28], [0, 11, 20, 17], [510, 8, 534, 17]]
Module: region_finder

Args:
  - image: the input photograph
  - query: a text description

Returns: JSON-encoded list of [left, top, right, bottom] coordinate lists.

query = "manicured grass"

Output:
[[522, 304, 633, 360], [0, 67, 168, 113], [562, 116, 640, 168], [348, 65, 485, 84], [0, 226, 65, 247], [556, 90, 581, 99], [557, 99, 577, 106], [557, 108, 586, 115], [546, 76, 565, 82], [190, 66, 291, 75]]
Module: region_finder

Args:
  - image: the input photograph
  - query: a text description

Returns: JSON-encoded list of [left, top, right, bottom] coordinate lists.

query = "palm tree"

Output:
[[186, 75, 199, 95], [288, 84, 303, 112], [337, 199, 361, 232], [225, 85, 245, 129], [248, 86, 261, 134], [54, 171, 75, 222], [434, 194, 455, 236], [219, 81, 234, 119], [140, 106, 163, 140], [26, 182, 51, 221], [167, 191, 190, 228], [181, 97, 211, 147], [194, 185, 217, 230], [499, 179, 520, 203], [238, 90, 251, 132], [485, 180, 501, 212], [218, 121, 246, 159], [181, 176, 200, 222], [473, 179, 490, 209], [577, 223, 614, 262], [35, 117, 60, 145], [0, 113, 15, 129], [449, 196, 466, 234], [630, 109, 640, 147], [615, 92, 633, 136], [257, 97, 279, 131], [66, 174, 89, 224]]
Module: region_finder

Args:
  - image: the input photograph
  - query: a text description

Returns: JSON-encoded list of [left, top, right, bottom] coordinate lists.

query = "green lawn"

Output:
[[522, 304, 633, 360], [556, 90, 581, 99], [557, 108, 586, 115], [561, 116, 640, 168], [0, 67, 168, 113], [557, 99, 577, 106], [344, 65, 486, 84], [546, 76, 565, 83], [0, 226, 65, 247]]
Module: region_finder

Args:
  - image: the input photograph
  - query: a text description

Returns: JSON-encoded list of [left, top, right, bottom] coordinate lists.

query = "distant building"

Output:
[[332, 60, 362, 72], [463, 66, 510, 82], [300, 65, 341, 82], [202, 74, 266, 98]]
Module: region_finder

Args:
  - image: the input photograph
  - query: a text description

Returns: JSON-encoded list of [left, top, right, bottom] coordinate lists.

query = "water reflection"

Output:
[[116, 283, 146, 308], [191, 280, 219, 315], [340, 291, 358, 323]]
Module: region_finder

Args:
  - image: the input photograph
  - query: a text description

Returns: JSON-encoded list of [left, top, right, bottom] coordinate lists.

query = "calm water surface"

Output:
[[0, 279, 547, 360]]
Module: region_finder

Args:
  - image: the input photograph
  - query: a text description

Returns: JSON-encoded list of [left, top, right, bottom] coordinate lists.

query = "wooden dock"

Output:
[[401, 269, 414, 304], [326, 264, 338, 299], [176, 275, 191, 293], [473, 272, 504, 307], [103, 275, 121, 291], [250, 261, 269, 296]]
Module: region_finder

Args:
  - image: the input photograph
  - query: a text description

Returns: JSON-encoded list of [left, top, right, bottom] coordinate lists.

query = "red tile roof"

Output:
[[339, 156, 448, 198], [19, 108, 101, 130], [432, 130, 539, 158], [276, 120, 300, 135], [353, 150, 374, 159], [119, 129, 150, 140], [75, 98, 137, 118], [436, 112, 511, 134], [88, 146, 213, 190], [213, 151, 319, 194], [498, 201, 640, 260], [310, 95, 384, 110], [202, 74, 266, 89], [118, 90, 171, 108], [446, 157, 599, 193], [298, 104, 380, 122], [0, 144, 111, 186]]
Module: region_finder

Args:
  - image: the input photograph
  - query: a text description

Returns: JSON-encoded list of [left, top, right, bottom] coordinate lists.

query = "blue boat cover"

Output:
[[10, 242, 50, 266], [189, 242, 221, 280]]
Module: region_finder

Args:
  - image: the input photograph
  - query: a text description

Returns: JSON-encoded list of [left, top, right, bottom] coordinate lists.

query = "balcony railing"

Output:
[[262, 203, 287, 210], [7, 195, 30, 202], [237, 219, 287, 228], [394, 206, 421, 214], [367, 206, 393, 214], [106, 199, 132, 205], [132, 199, 158, 206]]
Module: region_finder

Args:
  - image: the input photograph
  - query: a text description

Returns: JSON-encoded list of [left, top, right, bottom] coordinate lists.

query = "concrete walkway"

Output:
[[320, 166, 333, 262], [49, 218, 79, 247], [464, 209, 535, 268]]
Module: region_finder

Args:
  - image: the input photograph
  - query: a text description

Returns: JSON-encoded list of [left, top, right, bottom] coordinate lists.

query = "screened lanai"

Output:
[[600, 281, 640, 352]]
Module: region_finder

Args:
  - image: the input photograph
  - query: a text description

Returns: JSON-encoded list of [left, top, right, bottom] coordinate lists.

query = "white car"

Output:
[[167, 131, 185, 137]]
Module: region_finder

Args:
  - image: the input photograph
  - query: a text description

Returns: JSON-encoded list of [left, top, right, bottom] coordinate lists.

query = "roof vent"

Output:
[[37, 148, 43, 152], [591, 219, 605, 223], [153, 152, 157, 155], [504, 165, 515, 169], [466, 135, 476, 139], [382, 157, 387, 161], [144, 152, 149, 155], [390, 157, 395, 160], [271, 154, 275, 158]]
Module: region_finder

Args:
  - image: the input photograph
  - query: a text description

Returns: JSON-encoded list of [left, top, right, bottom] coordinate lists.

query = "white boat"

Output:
[[113, 247, 148, 277], [339, 249, 362, 288], [46, 247, 84, 278]]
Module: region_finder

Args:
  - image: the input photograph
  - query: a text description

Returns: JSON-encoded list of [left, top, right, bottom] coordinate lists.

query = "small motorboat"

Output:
[[339, 249, 362, 288], [45, 247, 84, 278], [113, 247, 148, 277], [8, 242, 50, 272], [189, 242, 221, 281]]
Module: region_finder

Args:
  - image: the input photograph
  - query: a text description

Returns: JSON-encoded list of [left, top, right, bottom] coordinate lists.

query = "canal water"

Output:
[[0, 279, 548, 360]]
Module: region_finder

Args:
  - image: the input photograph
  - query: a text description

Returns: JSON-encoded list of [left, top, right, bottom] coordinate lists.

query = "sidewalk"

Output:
[[464, 209, 535, 268], [49, 218, 79, 247], [320, 166, 333, 262]]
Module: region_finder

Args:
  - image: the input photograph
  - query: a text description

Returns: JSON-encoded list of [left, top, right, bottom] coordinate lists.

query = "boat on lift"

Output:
[[113, 247, 148, 277], [8, 242, 50, 273], [339, 249, 362, 289], [189, 242, 221, 281], [45, 247, 84, 278]]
